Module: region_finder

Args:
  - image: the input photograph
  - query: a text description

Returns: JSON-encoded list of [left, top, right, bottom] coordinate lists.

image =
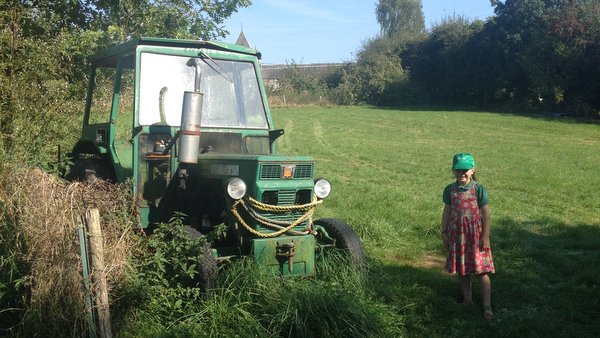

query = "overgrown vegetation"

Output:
[[0, 163, 395, 337], [0, 161, 137, 336], [120, 248, 399, 337]]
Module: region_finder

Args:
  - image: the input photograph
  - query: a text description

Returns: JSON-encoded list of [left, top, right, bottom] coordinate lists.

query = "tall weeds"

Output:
[[119, 251, 403, 337], [0, 159, 401, 337], [0, 161, 137, 336]]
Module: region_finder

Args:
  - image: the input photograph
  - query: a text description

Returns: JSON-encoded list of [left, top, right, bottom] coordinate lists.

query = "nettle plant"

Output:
[[137, 214, 206, 287]]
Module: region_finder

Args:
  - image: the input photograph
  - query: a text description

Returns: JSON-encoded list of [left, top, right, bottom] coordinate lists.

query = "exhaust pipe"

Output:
[[179, 58, 204, 164], [177, 58, 204, 190]]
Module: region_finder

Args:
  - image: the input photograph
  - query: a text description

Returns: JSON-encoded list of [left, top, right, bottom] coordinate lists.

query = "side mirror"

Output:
[[269, 129, 284, 147]]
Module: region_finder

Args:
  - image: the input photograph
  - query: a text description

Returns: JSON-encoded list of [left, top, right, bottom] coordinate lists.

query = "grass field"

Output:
[[272, 106, 600, 337], [3, 106, 599, 337]]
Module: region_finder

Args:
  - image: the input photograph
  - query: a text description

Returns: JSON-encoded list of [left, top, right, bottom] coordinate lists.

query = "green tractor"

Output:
[[67, 38, 364, 288]]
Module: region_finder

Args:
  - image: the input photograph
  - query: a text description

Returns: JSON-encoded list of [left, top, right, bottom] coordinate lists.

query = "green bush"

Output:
[[0, 30, 103, 163]]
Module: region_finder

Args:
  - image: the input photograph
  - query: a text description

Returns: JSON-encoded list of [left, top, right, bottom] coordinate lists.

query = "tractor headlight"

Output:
[[226, 177, 247, 200], [314, 178, 331, 199]]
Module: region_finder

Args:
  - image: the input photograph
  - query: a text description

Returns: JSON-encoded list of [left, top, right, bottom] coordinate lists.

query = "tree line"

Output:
[[329, 0, 599, 116]]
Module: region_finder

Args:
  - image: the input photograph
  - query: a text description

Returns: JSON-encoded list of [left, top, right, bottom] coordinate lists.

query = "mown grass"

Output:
[[273, 106, 600, 337]]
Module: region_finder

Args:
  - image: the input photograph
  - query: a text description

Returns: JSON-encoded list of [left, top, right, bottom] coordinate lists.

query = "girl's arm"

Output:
[[441, 204, 451, 233], [441, 204, 451, 249], [480, 205, 491, 249]]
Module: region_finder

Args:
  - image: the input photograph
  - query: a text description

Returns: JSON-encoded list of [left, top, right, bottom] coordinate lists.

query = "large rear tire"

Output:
[[313, 218, 366, 270], [66, 158, 116, 183]]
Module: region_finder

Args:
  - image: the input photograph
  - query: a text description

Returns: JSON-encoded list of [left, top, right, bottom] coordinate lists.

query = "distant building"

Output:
[[233, 30, 346, 86], [260, 63, 345, 90], [261, 63, 344, 80]]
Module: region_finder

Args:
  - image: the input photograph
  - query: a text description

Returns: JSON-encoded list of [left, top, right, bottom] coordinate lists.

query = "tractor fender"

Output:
[[71, 140, 103, 157]]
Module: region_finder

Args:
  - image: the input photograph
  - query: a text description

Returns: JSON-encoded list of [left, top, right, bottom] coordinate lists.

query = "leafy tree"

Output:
[[378, 0, 599, 113], [91, 0, 251, 40], [279, 61, 322, 93], [0, 0, 251, 161], [0, 2, 98, 159], [339, 37, 408, 105], [484, 0, 599, 113], [550, 0, 600, 115], [401, 16, 485, 105], [376, 0, 425, 39]]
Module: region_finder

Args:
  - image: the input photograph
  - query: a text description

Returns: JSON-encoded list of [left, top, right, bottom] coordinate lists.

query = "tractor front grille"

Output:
[[293, 164, 313, 179], [277, 190, 296, 205], [261, 190, 311, 206], [260, 164, 313, 180], [256, 189, 312, 232], [262, 191, 278, 205], [260, 165, 281, 179], [261, 190, 294, 206]]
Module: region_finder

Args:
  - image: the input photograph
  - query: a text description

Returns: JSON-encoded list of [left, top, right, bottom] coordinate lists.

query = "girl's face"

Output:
[[453, 168, 475, 186]]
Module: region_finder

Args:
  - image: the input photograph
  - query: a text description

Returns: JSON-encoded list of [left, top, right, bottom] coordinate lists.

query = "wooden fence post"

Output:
[[86, 208, 113, 338]]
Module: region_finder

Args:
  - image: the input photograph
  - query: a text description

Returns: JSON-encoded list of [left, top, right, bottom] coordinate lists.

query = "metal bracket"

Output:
[[276, 241, 296, 273]]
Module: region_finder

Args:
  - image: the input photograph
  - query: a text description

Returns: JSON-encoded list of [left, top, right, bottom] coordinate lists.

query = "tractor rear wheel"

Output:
[[313, 218, 366, 270], [66, 158, 116, 183]]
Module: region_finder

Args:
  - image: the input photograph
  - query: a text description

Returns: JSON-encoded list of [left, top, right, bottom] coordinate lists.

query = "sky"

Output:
[[222, 0, 496, 65]]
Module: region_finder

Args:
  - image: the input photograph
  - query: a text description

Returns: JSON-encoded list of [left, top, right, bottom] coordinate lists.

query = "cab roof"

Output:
[[91, 37, 261, 67]]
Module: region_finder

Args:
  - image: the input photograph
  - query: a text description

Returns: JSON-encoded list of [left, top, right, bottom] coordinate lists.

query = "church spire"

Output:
[[235, 25, 250, 48]]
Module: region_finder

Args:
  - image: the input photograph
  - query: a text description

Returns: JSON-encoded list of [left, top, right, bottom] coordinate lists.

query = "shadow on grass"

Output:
[[367, 105, 600, 125], [374, 217, 600, 338]]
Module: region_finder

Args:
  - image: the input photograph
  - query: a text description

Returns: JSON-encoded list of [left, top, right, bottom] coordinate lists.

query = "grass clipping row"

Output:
[[0, 165, 138, 335]]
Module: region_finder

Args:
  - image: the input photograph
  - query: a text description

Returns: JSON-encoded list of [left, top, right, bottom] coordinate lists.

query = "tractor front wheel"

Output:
[[313, 218, 365, 270], [198, 243, 218, 293], [184, 226, 218, 293]]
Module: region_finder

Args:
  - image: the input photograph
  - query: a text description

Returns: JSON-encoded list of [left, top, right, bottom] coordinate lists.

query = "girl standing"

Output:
[[441, 153, 495, 320]]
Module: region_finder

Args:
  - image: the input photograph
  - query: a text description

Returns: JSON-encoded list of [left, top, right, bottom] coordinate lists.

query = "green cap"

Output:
[[452, 153, 475, 170]]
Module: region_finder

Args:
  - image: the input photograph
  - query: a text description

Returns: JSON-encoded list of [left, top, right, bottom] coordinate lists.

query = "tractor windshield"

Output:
[[138, 52, 269, 129]]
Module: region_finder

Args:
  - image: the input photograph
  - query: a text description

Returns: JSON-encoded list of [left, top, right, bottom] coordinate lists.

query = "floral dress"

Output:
[[445, 182, 495, 275]]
